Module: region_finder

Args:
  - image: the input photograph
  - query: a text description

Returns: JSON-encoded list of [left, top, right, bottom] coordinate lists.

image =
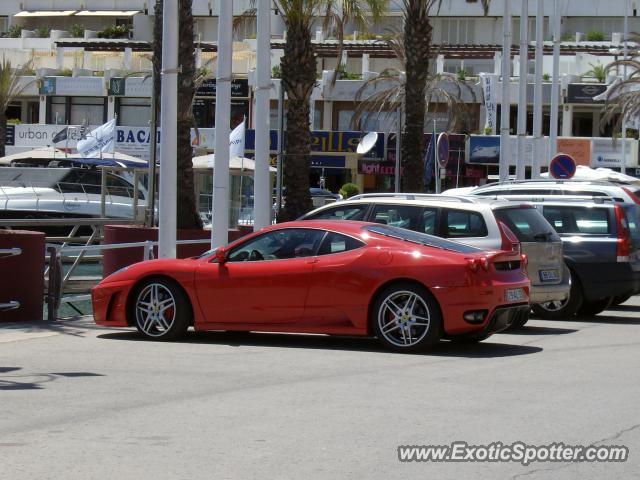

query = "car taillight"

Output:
[[622, 187, 640, 205], [498, 221, 521, 253], [614, 204, 631, 262], [520, 253, 528, 272], [467, 257, 490, 272]]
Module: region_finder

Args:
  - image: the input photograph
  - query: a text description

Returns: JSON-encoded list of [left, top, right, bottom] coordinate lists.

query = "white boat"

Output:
[[0, 166, 146, 222]]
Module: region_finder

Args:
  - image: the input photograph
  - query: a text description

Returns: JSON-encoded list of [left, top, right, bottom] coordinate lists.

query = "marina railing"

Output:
[[46, 237, 211, 320]]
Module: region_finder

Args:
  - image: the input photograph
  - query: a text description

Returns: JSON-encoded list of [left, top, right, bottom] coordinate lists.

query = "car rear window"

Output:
[[364, 224, 481, 253], [541, 206, 611, 235], [493, 207, 559, 242]]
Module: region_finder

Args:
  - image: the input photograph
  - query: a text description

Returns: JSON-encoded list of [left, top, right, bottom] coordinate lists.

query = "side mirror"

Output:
[[213, 247, 227, 264]]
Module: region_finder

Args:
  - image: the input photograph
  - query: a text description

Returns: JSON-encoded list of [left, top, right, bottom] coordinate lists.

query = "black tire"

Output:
[[371, 282, 442, 352], [131, 277, 191, 340], [531, 269, 583, 320], [611, 295, 631, 306], [577, 297, 612, 317]]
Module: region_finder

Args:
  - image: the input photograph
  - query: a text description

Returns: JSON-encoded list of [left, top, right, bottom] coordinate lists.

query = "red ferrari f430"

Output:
[[92, 221, 530, 352]]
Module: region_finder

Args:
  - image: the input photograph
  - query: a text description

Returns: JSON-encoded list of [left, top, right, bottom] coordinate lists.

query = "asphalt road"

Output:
[[1, 298, 640, 480]]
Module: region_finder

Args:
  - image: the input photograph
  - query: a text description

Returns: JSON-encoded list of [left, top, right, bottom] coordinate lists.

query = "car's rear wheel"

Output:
[[133, 278, 190, 340], [371, 283, 442, 352], [577, 297, 612, 317], [531, 269, 583, 320]]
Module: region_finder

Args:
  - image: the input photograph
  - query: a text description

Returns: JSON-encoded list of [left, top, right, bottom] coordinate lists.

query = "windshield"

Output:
[[0, 167, 69, 188], [364, 224, 481, 253]]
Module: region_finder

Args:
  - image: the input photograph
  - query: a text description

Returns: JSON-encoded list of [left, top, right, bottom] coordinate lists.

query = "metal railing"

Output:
[[46, 237, 212, 320], [0, 247, 22, 312]]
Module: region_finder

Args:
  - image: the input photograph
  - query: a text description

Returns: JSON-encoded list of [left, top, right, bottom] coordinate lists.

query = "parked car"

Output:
[[443, 179, 640, 205], [300, 193, 568, 327], [92, 220, 530, 352], [517, 198, 640, 318]]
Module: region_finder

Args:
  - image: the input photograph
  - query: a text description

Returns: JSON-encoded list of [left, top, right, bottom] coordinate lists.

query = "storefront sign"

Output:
[[591, 138, 638, 168], [39, 77, 104, 96], [556, 137, 591, 166], [108, 77, 152, 97], [567, 84, 607, 104], [468, 135, 500, 164], [196, 79, 250, 98], [358, 160, 399, 176]]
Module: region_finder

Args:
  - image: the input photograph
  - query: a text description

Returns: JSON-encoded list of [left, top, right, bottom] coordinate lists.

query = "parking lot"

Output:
[[1, 298, 640, 480]]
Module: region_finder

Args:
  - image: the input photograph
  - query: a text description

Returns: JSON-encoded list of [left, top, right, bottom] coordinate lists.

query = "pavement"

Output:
[[1, 297, 640, 479]]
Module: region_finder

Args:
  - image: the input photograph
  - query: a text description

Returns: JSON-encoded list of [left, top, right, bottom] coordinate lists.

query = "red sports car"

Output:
[[92, 220, 530, 351]]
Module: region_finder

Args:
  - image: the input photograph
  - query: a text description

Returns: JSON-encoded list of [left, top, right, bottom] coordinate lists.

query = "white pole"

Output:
[[212, 0, 233, 248], [516, 0, 528, 180], [394, 106, 401, 192], [499, 0, 512, 183], [157, 0, 178, 259], [532, 0, 544, 178], [549, 0, 561, 164], [621, 0, 629, 175], [253, 0, 271, 230]]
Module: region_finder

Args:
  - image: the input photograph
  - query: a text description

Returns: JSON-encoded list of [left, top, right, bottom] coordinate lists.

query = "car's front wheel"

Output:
[[371, 283, 442, 352], [132, 278, 191, 340]]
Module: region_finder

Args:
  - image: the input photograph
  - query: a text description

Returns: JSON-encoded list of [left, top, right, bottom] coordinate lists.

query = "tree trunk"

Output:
[[401, 0, 432, 192], [279, 17, 316, 221], [176, 0, 202, 229], [0, 112, 6, 159]]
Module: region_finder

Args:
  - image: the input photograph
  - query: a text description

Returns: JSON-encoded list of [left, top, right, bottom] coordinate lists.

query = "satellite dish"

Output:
[[356, 131, 379, 155]]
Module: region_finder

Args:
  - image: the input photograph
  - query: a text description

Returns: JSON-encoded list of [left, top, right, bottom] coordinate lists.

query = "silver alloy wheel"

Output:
[[537, 273, 571, 312], [135, 283, 177, 337], [377, 290, 431, 347], [537, 298, 569, 312]]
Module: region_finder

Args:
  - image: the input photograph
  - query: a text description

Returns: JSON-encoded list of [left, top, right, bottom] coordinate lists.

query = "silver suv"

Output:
[[301, 193, 570, 327], [445, 179, 640, 204]]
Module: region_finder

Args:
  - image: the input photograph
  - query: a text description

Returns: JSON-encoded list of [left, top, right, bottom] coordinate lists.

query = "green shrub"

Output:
[[7, 25, 22, 38], [7, 118, 22, 125], [36, 26, 51, 38], [586, 31, 605, 41], [339, 183, 360, 199], [58, 68, 73, 77], [336, 63, 361, 80], [98, 25, 129, 39], [272, 65, 281, 79], [68, 24, 85, 38]]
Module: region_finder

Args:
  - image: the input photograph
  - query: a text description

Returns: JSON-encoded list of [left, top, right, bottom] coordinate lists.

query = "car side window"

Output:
[[317, 232, 365, 256], [443, 209, 488, 238], [227, 228, 325, 262], [305, 204, 368, 221], [371, 204, 434, 232]]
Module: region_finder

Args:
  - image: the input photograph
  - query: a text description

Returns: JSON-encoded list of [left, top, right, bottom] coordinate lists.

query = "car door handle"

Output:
[[307, 258, 319, 264]]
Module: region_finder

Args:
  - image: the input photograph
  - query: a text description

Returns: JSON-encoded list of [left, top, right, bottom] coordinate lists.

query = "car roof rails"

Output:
[[348, 193, 476, 203], [479, 178, 621, 188], [494, 195, 616, 204]]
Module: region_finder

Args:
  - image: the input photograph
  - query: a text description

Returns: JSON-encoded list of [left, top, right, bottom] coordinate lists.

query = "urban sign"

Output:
[[437, 133, 449, 168]]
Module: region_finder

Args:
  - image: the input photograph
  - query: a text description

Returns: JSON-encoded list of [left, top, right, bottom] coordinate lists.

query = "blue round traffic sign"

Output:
[[549, 153, 576, 179], [437, 133, 449, 168]]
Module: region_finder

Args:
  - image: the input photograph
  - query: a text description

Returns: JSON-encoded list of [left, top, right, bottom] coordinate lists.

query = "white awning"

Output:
[[14, 10, 76, 17], [75, 10, 140, 17]]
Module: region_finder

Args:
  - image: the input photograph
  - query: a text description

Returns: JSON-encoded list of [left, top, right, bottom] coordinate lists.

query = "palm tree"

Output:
[[584, 63, 607, 83], [0, 57, 31, 158], [152, 0, 202, 229], [601, 37, 640, 135], [352, 30, 476, 190], [239, 0, 387, 221]]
